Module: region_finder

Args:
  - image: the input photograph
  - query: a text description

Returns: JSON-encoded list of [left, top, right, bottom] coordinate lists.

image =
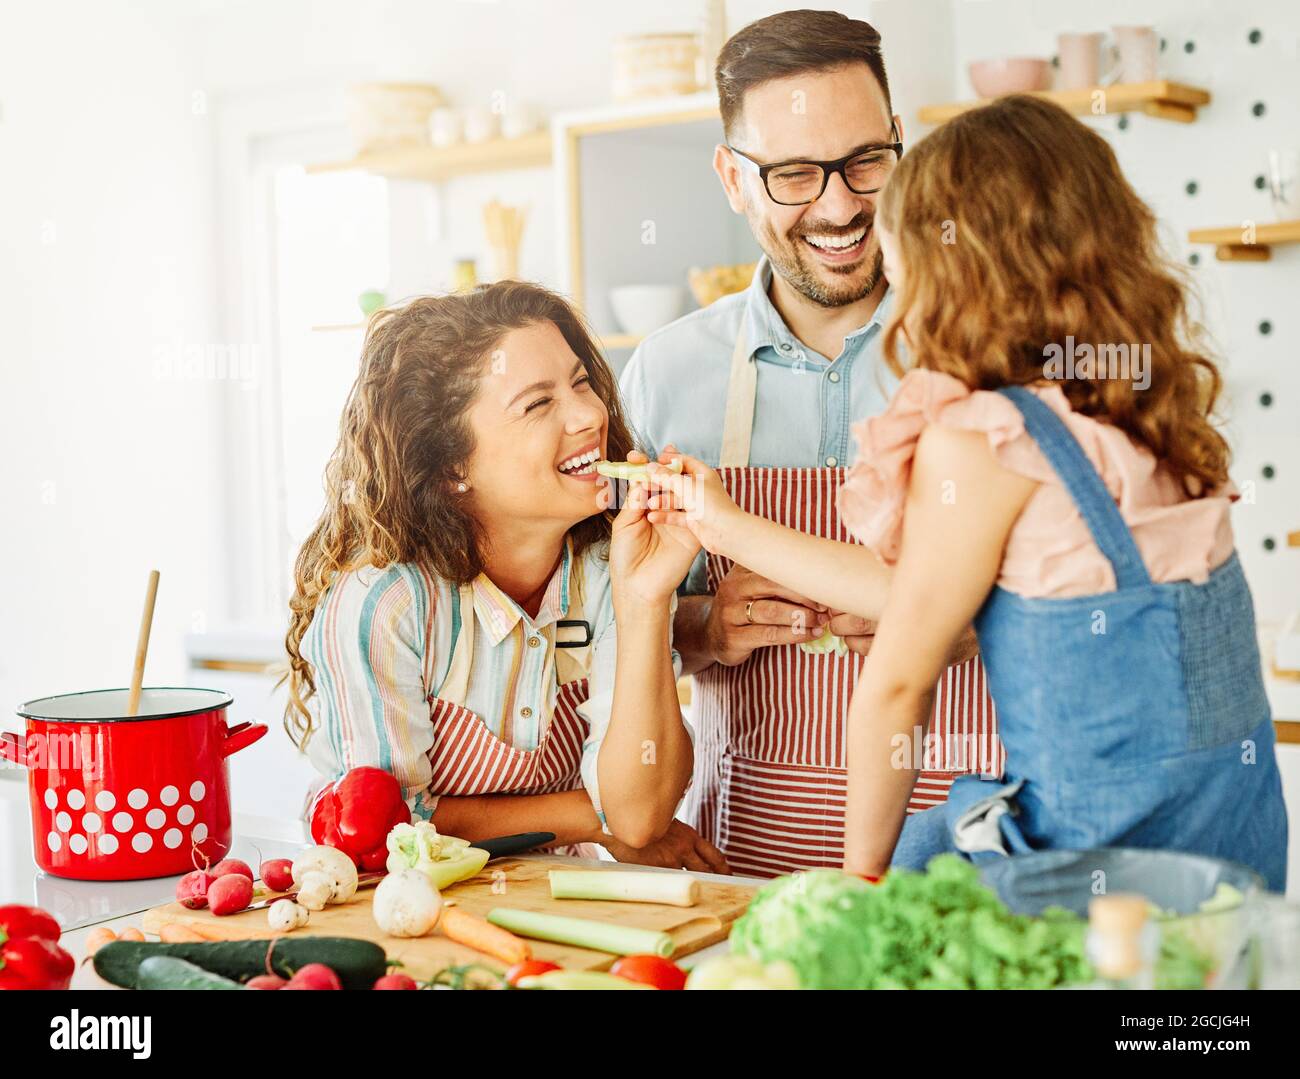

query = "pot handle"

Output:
[[222, 721, 268, 758], [0, 731, 27, 769]]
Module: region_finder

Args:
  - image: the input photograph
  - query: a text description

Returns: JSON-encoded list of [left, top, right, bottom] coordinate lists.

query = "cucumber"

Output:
[[594, 457, 684, 481], [93, 936, 387, 990], [136, 956, 245, 991]]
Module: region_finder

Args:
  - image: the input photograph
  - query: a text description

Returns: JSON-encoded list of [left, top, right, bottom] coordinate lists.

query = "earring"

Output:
[[456, 481, 468, 493]]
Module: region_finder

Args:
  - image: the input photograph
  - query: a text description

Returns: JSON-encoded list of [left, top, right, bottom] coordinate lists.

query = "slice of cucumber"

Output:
[[594, 457, 684, 481], [798, 626, 849, 656]]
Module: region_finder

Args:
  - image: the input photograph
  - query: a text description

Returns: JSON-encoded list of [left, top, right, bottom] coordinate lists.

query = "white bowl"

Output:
[[609, 285, 686, 337]]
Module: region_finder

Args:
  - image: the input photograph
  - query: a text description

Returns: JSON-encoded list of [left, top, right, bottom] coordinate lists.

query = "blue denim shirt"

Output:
[[618, 257, 898, 470]]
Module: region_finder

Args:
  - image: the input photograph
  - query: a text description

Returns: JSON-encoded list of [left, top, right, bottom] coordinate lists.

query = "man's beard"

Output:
[[754, 207, 884, 308]]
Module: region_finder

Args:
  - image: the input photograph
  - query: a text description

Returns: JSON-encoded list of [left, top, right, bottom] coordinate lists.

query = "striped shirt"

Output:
[[300, 539, 682, 820]]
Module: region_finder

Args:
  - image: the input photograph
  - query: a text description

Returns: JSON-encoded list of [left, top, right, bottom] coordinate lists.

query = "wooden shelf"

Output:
[[918, 81, 1211, 126], [1187, 219, 1300, 262], [306, 131, 552, 182], [597, 333, 643, 350]]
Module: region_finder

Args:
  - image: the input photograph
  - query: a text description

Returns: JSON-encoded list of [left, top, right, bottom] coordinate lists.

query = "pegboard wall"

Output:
[[942, 0, 1299, 624]]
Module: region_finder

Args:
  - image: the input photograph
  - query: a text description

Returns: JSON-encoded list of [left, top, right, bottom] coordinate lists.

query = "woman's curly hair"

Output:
[[281, 281, 634, 747]]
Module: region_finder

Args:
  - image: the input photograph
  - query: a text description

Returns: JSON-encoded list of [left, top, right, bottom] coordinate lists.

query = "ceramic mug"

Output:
[[1112, 25, 1159, 83], [1057, 32, 1109, 90]]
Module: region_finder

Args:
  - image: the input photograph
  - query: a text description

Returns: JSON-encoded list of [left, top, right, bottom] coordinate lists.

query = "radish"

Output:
[[207, 872, 254, 915], [176, 869, 215, 909], [372, 973, 418, 990], [283, 963, 342, 990], [246, 974, 287, 990], [260, 858, 294, 892], [210, 858, 254, 880]]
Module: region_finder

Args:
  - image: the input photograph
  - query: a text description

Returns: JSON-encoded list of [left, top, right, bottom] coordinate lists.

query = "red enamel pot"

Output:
[[2, 687, 267, 881]]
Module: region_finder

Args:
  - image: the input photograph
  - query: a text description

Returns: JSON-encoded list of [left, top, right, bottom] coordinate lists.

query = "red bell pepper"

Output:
[[309, 766, 411, 871], [0, 905, 74, 990]]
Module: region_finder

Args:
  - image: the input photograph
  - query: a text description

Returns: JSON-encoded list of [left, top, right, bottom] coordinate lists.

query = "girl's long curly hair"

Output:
[[282, 281, 634, 748], [877, 94, 1229, 496]]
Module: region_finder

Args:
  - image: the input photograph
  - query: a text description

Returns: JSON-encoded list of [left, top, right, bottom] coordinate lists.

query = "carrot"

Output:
[[118, 927, 146, 942], [85, 927, 118, 955], [159, 923, 205, 943], [439, 906, 530, 965]]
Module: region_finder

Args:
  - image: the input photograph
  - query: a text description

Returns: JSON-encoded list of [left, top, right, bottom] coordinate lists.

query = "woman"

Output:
[[284, 281, 726, 872], [642, 96, 1287, 889]]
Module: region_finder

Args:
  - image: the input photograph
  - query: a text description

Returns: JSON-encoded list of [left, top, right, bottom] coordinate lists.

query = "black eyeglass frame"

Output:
[[727, 125, 905, 205]]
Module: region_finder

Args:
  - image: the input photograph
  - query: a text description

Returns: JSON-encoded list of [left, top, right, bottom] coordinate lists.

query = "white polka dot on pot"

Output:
[[95, 790, 115, 812], [112, 811, 133, 833], [160, 785, 179, 807], [97, 833, 118, 855], [192, 823, 208, 843], [43, 789, 58, 810], [131, 832, 153, 853], [47, 831, 61, 852], [163, 828, 183, 849], [127, 788, 148, 810], [176, 804, 195, 826], [68, 834, 88, 855], [55, 811, 71, 831], [189, 780, 205, 801], [145, 808, 165, 829], [82, 813, 102, 833], [66, 789, 85, 810]]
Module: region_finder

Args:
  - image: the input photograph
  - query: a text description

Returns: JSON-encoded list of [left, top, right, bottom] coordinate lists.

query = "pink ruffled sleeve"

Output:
[[837, 370, 1236, 598], [837, 370, 1038, 564]]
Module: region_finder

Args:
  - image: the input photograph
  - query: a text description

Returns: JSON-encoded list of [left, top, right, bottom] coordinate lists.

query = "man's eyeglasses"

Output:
[[727, 126, 904, 206]]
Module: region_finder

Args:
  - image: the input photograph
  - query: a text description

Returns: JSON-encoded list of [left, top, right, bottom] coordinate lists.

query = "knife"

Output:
[[478, 831, 555, 859], [240, 831, 556, 911]]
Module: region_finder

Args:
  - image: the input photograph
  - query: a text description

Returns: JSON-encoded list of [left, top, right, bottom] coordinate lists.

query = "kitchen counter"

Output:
[[0, 778, 741, 988]]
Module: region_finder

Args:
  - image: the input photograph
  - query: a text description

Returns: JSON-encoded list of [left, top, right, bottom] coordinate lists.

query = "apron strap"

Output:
[[996, 386, 1152, 590], [718, 330, 756, 468], [551, 574, 592, 686], [435, 584, 477, 705]]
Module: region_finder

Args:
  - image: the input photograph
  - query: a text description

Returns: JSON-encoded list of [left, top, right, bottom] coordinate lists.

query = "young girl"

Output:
[[644, 95, 1288, 890], [284, 282, 726, 873]]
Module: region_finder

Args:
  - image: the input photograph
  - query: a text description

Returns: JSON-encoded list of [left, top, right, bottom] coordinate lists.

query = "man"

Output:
[[619, 10, 999, 878]]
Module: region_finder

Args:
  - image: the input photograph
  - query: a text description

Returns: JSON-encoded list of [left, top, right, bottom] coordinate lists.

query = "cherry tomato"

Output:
[[610, 954, 687, 991], [506, 959, 562, 988]]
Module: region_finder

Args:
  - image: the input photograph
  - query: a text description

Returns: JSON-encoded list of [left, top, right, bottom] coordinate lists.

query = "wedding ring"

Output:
[[745, 600, 755, 624]]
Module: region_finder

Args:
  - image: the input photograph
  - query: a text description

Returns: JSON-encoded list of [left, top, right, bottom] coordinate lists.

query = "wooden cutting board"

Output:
[[141, 858, 757, 981]]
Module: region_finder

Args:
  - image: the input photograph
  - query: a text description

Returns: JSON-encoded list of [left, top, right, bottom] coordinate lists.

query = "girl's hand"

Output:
[[642, 449, 741, 555], [607, 450, 701, 608]]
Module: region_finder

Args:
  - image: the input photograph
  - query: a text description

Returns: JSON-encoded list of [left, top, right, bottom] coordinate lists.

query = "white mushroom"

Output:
[[372, 868, 443, 938], [295, 873, 333, 911], [291, 845, 359, 905], [268, 898, 310, 932]]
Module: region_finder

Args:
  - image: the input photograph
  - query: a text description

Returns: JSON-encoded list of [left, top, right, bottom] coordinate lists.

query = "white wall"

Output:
[[0, 1, 224, 717]]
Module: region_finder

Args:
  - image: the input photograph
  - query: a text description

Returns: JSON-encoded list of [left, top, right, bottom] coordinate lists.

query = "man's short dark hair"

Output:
[[715, 9, 892, 137]]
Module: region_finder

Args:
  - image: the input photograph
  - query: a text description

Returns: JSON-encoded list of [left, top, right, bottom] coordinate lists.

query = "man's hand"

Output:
[[603, 819, 731, 874], [707, 564, 830, 667]]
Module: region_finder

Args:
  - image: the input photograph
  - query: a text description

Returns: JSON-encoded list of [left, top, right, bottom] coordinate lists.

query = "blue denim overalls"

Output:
[[892, 387, 1289, 892]]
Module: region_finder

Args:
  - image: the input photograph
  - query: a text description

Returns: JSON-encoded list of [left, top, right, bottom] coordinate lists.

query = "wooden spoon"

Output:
[[126, 569, 160, 717]]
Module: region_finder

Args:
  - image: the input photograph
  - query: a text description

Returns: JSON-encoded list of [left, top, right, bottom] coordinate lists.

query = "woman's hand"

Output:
[[602, 819, 731, 874], [642, 449, 741, 556], [607, 450, 701, 608]]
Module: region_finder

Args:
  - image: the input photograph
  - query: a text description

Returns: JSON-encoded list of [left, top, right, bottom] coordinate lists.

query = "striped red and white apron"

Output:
[[683, 331, 1005, 878], [424, 577, 598, 855]]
